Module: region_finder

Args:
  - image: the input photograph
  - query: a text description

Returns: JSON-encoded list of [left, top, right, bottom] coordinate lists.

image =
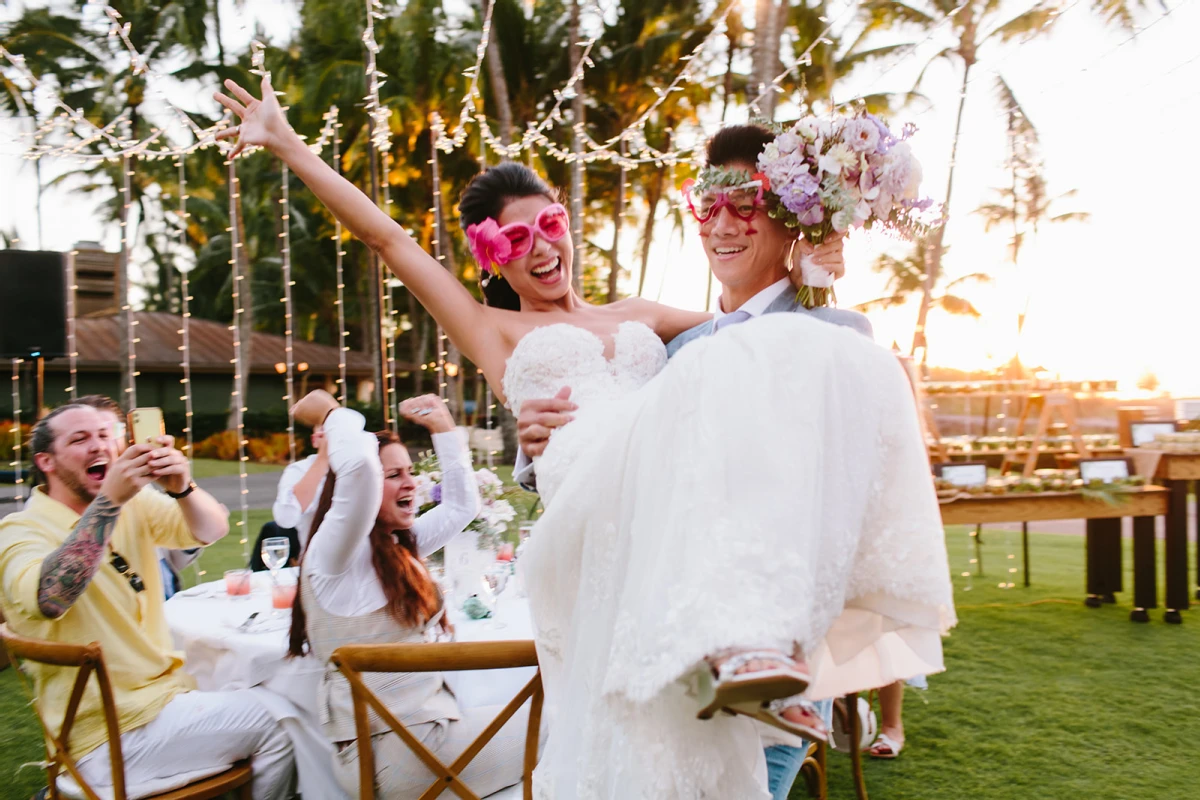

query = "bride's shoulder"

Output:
[[607, 297, 711, 342]]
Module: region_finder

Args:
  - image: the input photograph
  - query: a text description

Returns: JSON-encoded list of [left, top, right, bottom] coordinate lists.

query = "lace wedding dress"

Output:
[[509, 315, 956, 800]]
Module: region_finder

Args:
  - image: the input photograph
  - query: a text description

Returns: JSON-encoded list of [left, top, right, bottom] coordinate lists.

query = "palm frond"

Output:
[[982, 3, 1061, 44]]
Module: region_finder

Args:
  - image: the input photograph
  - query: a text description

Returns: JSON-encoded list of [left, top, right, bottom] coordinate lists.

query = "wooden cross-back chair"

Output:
[[331, 639, 543, 800], [0, 624, 252, 800]]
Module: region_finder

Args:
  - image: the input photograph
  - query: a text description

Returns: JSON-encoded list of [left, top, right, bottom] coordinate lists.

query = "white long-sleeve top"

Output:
[[272, 454, 326, 546], [303, 408, 481, 617]]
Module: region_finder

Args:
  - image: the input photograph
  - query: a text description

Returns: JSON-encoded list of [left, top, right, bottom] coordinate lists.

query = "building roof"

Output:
[[46, 311, 397, 375]]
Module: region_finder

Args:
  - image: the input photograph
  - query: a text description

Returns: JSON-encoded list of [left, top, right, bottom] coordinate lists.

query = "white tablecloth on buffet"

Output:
[[165, 569, 535, 799]]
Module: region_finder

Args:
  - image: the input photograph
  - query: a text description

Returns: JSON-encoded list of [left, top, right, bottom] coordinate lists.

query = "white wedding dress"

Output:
[[509, 315, 956, 800]]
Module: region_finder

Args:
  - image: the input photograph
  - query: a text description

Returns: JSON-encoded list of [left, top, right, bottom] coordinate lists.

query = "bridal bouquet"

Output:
[[754, 111, 942, 307], [413, 453, 517, 551]]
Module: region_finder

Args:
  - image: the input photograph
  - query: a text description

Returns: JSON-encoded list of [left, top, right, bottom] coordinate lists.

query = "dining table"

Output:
[[165, 567, 535, 799]]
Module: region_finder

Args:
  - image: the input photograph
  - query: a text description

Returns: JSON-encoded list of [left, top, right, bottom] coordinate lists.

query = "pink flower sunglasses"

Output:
[[466, 203, 570, 275]]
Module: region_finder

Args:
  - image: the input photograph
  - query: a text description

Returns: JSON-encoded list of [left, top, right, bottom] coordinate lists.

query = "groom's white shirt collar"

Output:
[[712, 277, 792, 328]]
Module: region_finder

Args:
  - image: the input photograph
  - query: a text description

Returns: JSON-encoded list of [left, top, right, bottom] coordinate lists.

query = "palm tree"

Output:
[[974, 76, 1087, 361], [861, 0, 1154, 360], [853, 239, 991, 363]]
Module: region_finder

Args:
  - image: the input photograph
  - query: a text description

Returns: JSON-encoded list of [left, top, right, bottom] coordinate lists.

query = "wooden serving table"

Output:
[[940, 487, 1171, 622], [1127, 451, 1200, 618]]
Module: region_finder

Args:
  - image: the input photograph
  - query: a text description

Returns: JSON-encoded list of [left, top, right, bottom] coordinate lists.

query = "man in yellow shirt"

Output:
[[0, 402, 295, 798]]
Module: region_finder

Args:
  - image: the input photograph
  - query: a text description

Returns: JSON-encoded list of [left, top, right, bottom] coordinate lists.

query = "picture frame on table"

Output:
[[933, 461, 988, 488], [1078, 457, 1133, 484], [1129, 420, 1179, 448]]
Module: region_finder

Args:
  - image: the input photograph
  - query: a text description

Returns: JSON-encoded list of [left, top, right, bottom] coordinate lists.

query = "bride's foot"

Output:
[[694, 649, 811, 722], [767, 695, 829, 743]]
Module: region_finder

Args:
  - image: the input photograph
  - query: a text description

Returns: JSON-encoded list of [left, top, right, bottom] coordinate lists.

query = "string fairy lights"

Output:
[[324, 108, 350, 407], [65, 248, 78, 400], [9, 360, 24, 504], [226, 158, 251, 562], [428, 113, 451, 403], [119, 153, 139, 409], [176, 158, 195, 464], [280, 162, 298, 462]]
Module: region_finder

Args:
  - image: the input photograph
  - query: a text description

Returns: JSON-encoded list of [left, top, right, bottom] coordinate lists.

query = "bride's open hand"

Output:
[[213, 76, 289, 157]]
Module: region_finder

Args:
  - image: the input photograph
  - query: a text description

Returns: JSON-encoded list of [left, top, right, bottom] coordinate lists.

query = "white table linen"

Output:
[[166, 569, 535, 800]]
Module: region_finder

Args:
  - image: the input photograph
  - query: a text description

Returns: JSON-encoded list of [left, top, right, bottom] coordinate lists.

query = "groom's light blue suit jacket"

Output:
[[665, 285, 873, 359], [514, 288, 872, 490]]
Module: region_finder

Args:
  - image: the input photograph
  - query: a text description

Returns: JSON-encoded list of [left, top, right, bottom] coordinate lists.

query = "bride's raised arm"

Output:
[[214, 76, 502, 371]]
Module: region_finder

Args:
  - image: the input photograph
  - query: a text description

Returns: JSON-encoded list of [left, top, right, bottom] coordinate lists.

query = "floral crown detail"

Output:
[[691, 165, 770, 196], [465, 219, 507, 282]]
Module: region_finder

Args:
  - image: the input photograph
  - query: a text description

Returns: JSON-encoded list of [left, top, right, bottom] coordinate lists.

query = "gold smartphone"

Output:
[[127, 407, 165, 445]]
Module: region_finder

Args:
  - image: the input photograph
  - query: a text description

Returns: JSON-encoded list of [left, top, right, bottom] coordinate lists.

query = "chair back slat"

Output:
[[331, 640, 543, 800], [335, 640, 537, 673], [0, 625, 127, 800]]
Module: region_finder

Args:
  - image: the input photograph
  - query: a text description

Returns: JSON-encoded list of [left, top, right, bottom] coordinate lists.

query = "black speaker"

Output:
[[0, 250, 68, 359]]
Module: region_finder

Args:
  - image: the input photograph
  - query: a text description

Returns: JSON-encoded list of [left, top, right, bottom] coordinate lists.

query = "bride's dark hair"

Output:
[[458, 162, 561, 311], [705, 124, 775, 169]]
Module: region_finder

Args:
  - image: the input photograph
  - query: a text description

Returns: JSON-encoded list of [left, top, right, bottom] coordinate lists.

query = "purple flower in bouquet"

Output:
[[759, 149, 812, 191], [842, 118, 881, 153], [430, 483, 443, 504], [866, 114, 894, 153], [778, 172, 821, 215]]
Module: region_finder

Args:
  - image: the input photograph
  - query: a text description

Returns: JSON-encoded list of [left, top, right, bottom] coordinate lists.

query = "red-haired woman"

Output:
[[287, 390, 523, 799]]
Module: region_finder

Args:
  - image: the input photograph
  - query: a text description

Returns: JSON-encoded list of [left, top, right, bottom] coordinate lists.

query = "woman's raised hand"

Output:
[[400, 395, 457, 435], [213, 76, 290, 158]]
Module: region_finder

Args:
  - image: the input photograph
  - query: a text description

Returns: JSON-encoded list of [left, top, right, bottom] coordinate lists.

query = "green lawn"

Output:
[[189, 459, 285, 480], [3, 523, 1197, 799], [815, 528, 1200, 800]]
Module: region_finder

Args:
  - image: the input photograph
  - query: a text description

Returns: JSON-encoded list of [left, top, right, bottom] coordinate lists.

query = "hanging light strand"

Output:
[[428, 113, 449, 403], [66, 249, 78, 400], [227, 158, 251, 562], [326, 108, 349, 406], [381, 148, 400, 432], [9, 360, 24, 504], [176, 158, 194, 463], [280, 162, 297, 462], [119, 153, 139, 409]]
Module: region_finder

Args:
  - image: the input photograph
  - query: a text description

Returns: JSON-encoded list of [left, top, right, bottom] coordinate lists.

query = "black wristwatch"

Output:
[[166, 481, 198, 500]]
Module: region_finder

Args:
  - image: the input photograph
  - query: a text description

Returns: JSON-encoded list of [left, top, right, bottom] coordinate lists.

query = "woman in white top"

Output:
[[287, 390, 527, 799]]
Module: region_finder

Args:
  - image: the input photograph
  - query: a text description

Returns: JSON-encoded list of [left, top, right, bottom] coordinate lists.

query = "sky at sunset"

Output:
[[3, 0, 1198, 394]]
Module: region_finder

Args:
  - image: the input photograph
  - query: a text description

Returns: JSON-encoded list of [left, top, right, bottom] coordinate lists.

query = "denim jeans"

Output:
[[763, 697, 834, 800]]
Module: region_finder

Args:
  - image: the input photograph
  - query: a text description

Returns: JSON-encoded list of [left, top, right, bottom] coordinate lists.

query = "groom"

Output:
[[516, 124, 873, 799]]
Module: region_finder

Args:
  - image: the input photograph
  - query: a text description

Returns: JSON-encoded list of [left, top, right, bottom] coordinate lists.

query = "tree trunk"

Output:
[[751, 0, 781, 119], [912, 57, 972, 361], [607, 158, 625, 303], [483, 0, 515, 150], [568, 0, 586, 296], [367, 141, 387, 421], [409, 293, 426, 395], [637, 163, 664, 297], [498, 403, 518, 464]]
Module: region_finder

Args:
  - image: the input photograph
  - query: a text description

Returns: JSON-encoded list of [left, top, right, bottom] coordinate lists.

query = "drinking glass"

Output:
[[224, 568, 252, 597], [261, 536, 291, 615], [480, 563, 509, 629]]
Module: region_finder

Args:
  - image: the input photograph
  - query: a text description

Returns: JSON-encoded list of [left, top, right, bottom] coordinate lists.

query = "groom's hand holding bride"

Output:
[[517, 386, 577, 458]]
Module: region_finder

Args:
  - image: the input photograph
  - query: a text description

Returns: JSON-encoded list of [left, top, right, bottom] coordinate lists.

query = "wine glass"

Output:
[[480, 563, 509, 629], [261, 536, 290, 614]]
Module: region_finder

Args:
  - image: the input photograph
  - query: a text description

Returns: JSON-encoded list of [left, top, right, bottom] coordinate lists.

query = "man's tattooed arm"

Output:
[[37, 494, 123, 619]]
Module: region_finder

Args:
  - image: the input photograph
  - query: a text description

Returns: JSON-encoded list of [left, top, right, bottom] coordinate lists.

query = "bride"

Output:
[[215, 76, 955, 798]]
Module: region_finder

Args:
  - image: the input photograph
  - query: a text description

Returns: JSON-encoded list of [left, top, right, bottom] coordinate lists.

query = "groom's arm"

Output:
[[515, 389, 577, 492]]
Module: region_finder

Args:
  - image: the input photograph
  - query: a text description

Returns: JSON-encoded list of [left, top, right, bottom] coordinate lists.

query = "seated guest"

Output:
[[272, 423, 327, 547], [249, 521, 301, 572], [289, 390, 526, 799], [73, 395, 202, 599], [0, 402, 296, 798], [246, 422, 326, 571]]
